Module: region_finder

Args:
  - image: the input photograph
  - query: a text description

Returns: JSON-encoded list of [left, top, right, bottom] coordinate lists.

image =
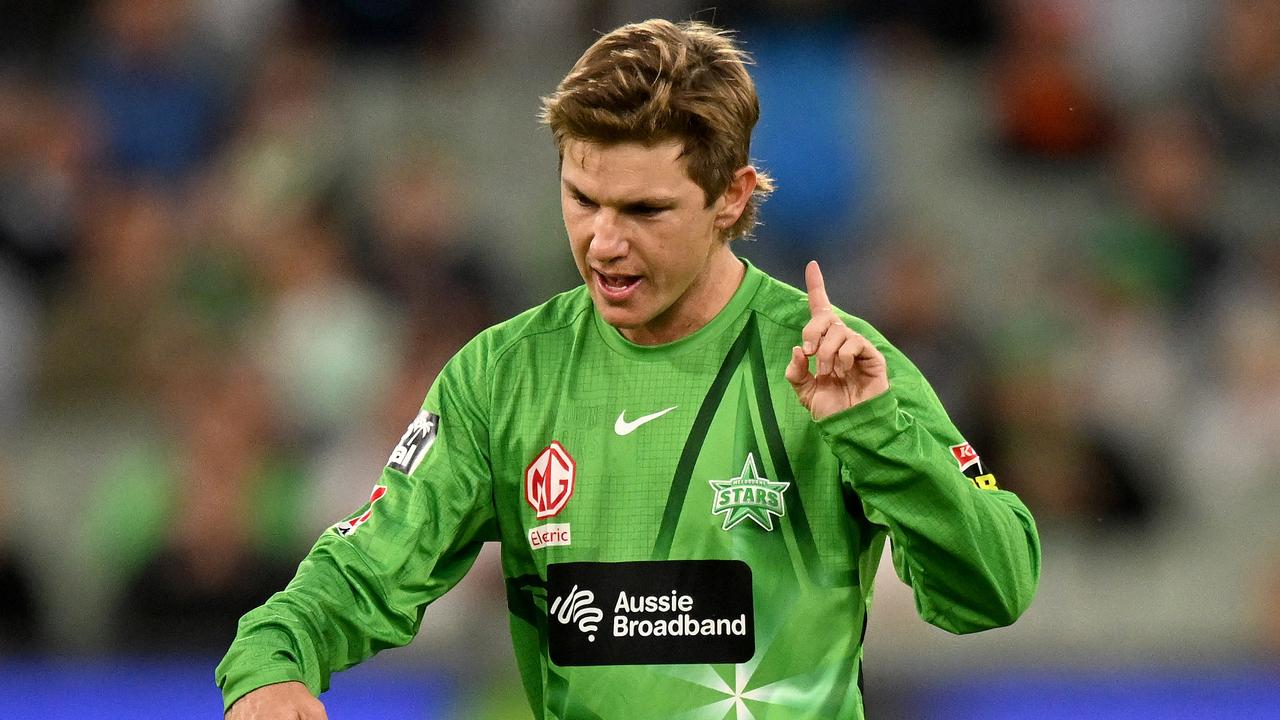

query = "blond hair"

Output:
[[540, 19, 774, 240]]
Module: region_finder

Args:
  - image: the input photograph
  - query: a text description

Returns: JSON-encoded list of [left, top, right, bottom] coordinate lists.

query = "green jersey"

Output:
[[216, 260, 1040, 719]]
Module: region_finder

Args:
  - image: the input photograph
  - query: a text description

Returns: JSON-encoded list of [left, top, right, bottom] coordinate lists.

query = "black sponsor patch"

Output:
[[547, 560, 754, 667], [387, 411, 439, 475]]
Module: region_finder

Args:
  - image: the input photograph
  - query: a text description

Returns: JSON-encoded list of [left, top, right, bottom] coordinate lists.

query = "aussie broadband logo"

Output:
[[709, 454, 789, 531], [549, 584, 602, 641], [546, 560, 754, 666]]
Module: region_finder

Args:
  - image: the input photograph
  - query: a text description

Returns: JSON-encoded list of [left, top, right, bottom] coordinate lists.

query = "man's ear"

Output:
[[713, 166, 758, 232]]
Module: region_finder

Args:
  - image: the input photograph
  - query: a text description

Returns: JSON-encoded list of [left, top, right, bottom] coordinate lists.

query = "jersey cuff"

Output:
[[815, 388, 902, 449], [220, 666, 310, 712], [217, 633, 314, 712]]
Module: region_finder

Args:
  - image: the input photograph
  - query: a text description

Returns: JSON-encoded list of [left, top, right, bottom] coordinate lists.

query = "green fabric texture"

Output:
[[217, 260, 1040, 719]]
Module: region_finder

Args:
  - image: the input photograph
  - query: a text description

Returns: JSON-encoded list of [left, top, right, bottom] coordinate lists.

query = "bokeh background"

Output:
[[1, 0, 1278, 718]]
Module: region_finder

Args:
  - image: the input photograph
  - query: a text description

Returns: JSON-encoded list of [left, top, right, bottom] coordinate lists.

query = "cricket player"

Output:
[[218, 18, 1040, 719]]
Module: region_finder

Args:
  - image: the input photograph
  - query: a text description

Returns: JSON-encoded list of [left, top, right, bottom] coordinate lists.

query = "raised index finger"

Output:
[[805, 260, 832, 316]]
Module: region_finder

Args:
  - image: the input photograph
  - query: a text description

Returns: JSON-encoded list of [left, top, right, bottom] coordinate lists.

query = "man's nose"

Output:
[[589, 210, 627, 260]]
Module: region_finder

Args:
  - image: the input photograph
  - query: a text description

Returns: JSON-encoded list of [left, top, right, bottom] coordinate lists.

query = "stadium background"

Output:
[[1, 0, 1278, 717]]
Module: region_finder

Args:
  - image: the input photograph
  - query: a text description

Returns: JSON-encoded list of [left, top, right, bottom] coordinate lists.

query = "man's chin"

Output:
[[595, 305, 642, 330], [590, 296, 647, 329]]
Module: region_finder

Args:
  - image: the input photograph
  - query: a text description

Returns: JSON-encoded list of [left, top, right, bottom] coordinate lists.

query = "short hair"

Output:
[[540, 19, 774, 240]]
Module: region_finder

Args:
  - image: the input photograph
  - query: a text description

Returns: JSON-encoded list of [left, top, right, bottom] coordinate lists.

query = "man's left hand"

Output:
[[785, 260, 890, 420]]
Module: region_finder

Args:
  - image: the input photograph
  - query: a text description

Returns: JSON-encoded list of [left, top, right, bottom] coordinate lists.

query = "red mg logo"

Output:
[[525, 441, 576, 519]]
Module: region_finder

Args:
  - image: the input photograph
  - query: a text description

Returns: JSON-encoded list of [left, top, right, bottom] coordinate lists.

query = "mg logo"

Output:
[[525, 441, 576, 519]]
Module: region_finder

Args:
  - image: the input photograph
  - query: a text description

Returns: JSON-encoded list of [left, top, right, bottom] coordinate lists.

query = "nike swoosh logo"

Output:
[[614, 406, 678, 436]]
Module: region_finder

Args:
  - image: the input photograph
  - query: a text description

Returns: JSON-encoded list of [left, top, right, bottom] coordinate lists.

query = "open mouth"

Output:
[[594, 270, 642, 300]]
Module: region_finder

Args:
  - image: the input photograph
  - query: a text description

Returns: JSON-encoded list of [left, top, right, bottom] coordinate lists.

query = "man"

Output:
[[218, 19, 1040, 719]]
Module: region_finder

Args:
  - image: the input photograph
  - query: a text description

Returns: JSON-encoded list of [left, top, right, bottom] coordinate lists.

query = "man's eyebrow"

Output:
[[562, 180, 678, 207], [621, 198, 676, 212], [562, 180, 590, 199]]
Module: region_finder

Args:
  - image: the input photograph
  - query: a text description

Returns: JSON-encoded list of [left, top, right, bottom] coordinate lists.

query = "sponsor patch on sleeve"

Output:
[[335, 484, 387, 537], [387, 410, 439, 475], [949, 442, 998, 490]]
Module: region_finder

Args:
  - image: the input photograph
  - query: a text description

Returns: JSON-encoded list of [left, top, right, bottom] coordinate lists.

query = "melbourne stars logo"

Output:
[[709, 453, 790, 532]]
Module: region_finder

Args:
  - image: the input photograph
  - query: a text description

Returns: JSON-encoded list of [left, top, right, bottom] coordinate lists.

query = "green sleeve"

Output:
[[215, 344, 498, 711], [816, 328, 1041, 635]]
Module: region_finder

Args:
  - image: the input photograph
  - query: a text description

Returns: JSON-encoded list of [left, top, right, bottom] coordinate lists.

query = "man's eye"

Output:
[[574, 195, 597, 208], [631, 205, 663, 217]]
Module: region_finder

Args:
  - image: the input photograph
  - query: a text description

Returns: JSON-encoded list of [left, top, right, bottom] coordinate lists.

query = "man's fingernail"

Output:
[[803, 342, 813, 354]]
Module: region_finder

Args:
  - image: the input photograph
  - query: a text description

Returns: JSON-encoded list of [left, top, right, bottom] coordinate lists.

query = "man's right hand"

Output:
[[225, 681, 327, 720]]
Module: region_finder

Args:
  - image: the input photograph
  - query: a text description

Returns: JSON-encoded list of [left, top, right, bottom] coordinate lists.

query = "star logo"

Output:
[[709, 454, 790, 532]]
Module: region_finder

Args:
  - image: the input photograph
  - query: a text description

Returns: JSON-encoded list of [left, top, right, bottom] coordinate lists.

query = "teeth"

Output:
[[600, 273, 636, 289]]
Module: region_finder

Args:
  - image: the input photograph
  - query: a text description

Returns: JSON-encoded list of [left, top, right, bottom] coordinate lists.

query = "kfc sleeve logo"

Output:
[[949, 441, 998, 490], [335, 485, 388, 537], [950, 442, 981, 474]]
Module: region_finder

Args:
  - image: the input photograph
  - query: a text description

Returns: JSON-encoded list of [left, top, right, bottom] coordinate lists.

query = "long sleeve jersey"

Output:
[[216, 260, 1041, 719]]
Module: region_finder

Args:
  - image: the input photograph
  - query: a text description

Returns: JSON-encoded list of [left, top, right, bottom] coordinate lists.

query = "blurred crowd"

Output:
[[0, 0, 1277, 702]]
